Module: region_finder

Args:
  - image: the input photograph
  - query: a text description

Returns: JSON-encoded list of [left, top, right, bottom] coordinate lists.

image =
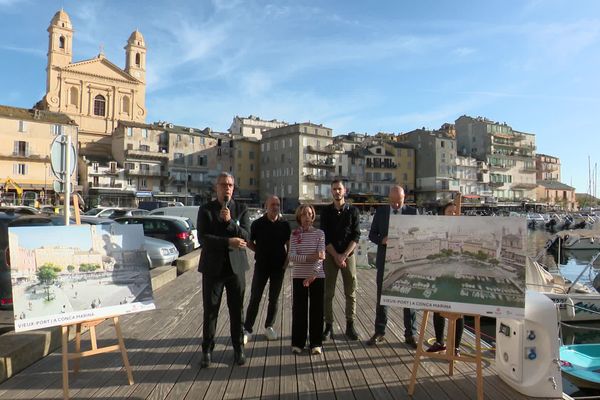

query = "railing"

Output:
[[307, 145, 335, 154], [125, 169, 167, 177], [305, 160, 336, 169], [304, 174, 335, 182], [125, 148, 169, 159]]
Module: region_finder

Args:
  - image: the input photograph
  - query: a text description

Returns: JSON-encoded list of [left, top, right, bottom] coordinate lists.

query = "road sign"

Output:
[[53, 180, 64, 193], [50, 135, 76, 181]]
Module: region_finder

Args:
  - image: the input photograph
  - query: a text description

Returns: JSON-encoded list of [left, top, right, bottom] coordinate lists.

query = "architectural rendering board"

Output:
[[381, 215, 526, 318], [9, 224, 155, 332]]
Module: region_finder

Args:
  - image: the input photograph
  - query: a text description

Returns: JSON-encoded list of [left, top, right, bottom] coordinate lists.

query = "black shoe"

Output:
[[405, 335, 418, 349], [426, 342, 446, 353], [366, 333, 385, 346], [345, 321, 359, 341], [234, 349, 246, 366], [200, 352, 211, 368], [322, 323, 333, 341]]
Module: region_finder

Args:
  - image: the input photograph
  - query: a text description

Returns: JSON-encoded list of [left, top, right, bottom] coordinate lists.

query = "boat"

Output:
[[526, 258, 600, 322], [550, 229, 600, 250], [560, 344, 600, 390]]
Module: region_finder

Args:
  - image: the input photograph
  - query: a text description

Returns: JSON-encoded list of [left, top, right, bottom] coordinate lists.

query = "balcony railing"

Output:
[[489, 181, 505, 187], [489, 164, 510, 171], [307, 145, 335, 154], [303, 174, 335, 182], [519, 167, 537, 173], [0, 153, 49, 162], [125, 169, 167, 177], [125, 148, 169, 160], [305, 160, 336, 169]]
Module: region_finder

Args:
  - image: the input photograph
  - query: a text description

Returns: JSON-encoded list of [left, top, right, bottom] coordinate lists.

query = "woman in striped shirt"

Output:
[[288, 204, 326, 355]]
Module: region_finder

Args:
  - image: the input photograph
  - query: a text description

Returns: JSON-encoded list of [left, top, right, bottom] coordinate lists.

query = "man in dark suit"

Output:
[[366, 185, 418, 348], [197, 172, 250, 368]]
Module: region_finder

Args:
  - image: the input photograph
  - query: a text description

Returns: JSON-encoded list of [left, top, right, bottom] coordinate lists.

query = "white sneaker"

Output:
[[291, 346, 303, 354], [243, 329, 251, 345], [265, 326, 278, 341], [311, 346, 322, 355]]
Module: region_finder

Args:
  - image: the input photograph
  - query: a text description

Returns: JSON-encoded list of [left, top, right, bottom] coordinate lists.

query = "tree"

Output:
[[67, 265, 75, 273], [36, 264, 60, 302]]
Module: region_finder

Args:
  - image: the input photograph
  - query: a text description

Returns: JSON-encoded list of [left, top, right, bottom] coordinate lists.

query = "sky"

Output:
[[1, 0, 599, 194]]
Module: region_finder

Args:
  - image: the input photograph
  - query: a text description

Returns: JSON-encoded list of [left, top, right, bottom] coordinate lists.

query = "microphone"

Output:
[[222, 195, 230, 210]]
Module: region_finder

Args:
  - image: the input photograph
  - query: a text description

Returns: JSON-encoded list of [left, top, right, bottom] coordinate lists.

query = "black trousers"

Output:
[[244, 265, 285, 332], [374, 265, 416, 337], [201, 272, 245, 353], [433, 312, 464, 349], [292, 278, 324, 349]]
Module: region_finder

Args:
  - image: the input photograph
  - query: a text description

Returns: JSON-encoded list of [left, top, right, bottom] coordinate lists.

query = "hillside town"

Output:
[[0, 10, 575, 213]]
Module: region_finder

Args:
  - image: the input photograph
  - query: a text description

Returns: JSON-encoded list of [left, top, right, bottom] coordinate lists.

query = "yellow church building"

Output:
[[37, 9, 147, 157]]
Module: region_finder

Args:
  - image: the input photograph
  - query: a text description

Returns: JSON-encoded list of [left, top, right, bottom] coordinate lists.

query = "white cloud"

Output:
[[0, 45, 44, 57]]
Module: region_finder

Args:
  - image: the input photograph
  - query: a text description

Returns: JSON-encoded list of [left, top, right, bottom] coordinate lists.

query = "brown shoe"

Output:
[[367, 333, 385, 346], [405, 335, 417, 349]]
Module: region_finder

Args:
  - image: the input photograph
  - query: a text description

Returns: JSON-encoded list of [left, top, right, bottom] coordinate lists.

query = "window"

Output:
[[69, 87, 78, 107], [135, 53, 141, 67], [51, 124, 63, 135], [59, 35, 65, 49], [177, 134, 182, 143], [93, 95, 106, 116], [121, 96, 130, 114], [250, 164, 254, 172], [141, 129, 148, 139], [124, 162, 135, 170], [140, 164, 150, 173], [249, 178, 254, 185], [174, 152, 184, 164], [92, 162, 99, 172], [140, 144, 150, 152], [288, 185, 292, 194], [13, 141, 29, 156], [14, 163, 26, 175], [140, 178, 147, 188], [440, 141, 445, 148], [126, 127, 133, 137], [18, 120, 27, 133], [249, 151, 255, 160]]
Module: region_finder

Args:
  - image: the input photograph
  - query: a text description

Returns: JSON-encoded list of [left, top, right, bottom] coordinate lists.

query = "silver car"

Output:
[[79, 216, 178, 269]]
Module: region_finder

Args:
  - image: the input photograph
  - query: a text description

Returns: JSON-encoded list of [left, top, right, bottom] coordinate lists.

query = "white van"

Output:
[[149, 206, 200, 248]]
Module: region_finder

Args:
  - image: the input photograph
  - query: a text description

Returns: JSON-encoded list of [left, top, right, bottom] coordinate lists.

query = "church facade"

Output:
[[38, 9, 147, 157]]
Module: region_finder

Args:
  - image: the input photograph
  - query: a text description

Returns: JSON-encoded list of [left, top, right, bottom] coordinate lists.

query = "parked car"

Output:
[[0, 206, 40, 215], [80, 216, 179, 268], [103, 208, 149, 219], [114, 215, 195, 256], [0, 213, 56, 309], [148, 207, 200, 248]]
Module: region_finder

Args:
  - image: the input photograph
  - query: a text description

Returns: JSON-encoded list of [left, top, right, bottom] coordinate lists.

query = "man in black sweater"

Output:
[[320, 180, 361, 341], [243, 195, 291, 343]]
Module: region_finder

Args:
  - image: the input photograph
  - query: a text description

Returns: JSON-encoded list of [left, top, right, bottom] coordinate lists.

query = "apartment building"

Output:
[[232, 137, 260, 203], [455, 116, 537, 202], [229, 115, 287, 140], [386, 141, 416, 200], [536, 153, 561, 181], [260, 123, 335, 210], [536, 180, 576, 211], [0, 105, 78, 205], [398, 128, 458, 206]]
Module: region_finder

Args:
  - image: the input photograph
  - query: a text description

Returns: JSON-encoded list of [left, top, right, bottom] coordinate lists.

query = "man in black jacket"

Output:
[[366, 185, 418, 348], [197, 172, 250, 368]]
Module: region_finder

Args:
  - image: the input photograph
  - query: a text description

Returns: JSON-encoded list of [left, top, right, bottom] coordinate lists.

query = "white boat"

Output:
[[553, 230, 600, 250], [526, 258, 600, 321]]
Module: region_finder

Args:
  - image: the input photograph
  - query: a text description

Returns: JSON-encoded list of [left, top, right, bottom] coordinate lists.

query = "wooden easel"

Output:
[[61, 316, 134, 399], [408, 311, 484, 399], [59, 199, 133, 399], [408, 193, 485, 399]]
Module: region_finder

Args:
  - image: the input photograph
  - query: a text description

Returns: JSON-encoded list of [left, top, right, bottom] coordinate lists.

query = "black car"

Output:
[[114, 215, 195, 256], [0, 213, 56, 309]]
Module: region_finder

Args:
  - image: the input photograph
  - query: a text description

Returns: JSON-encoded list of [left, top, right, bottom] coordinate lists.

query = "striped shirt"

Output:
[[288, 227, 326, 279]]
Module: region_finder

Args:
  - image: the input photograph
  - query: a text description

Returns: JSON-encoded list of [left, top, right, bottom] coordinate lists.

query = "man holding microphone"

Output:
[[197, 172, 250, 368]]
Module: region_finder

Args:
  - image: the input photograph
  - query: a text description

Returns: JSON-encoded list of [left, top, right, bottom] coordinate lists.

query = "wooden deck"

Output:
[[0, 266, 550, 400]]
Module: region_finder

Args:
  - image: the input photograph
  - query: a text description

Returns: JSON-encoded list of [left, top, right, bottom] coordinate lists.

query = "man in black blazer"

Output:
[[366, 185, 418, 348], [197, 172, 250, 368]]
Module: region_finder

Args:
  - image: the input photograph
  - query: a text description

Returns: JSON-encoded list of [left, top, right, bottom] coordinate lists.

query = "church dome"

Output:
[[128, 30, 145, 46], [50, 9, 72, 29]]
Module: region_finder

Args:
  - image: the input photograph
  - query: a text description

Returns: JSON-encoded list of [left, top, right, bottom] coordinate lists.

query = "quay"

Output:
[[0, 264, 557, 399]]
